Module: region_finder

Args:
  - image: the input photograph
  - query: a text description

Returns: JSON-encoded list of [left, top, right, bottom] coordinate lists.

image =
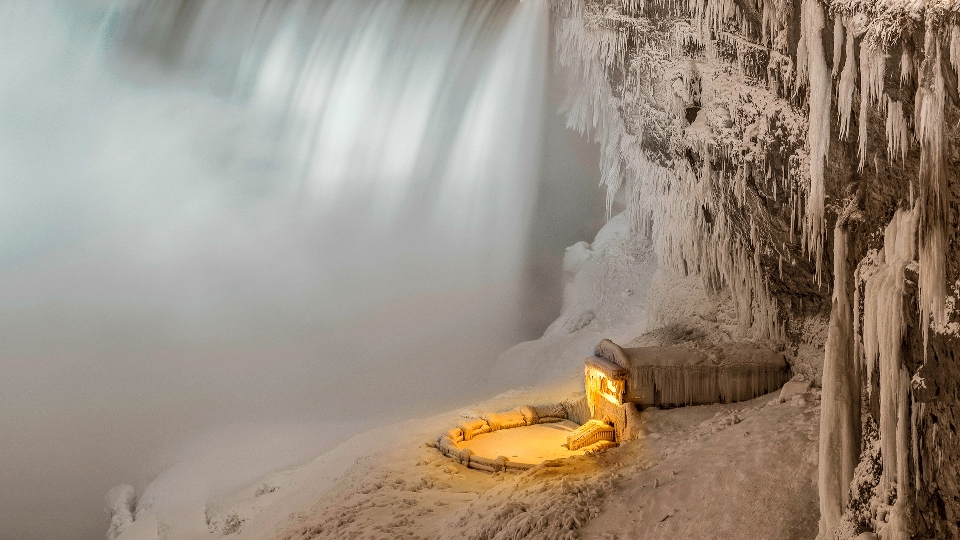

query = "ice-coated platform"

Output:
[[459, 420, 587, 465]]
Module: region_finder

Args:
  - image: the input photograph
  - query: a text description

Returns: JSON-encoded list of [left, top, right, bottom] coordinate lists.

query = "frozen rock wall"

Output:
[[553, 0, 960, 537]]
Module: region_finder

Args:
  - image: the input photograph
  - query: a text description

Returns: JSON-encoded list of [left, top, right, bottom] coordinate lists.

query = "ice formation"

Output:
[[858, 45, 887, 171], [818, 225, 860, 535], [553, 0, 958, 535], [860, 206, 919, 539], [837, 17, 859, 140], [885, 97, 910, 162], [916, 23, 949, 348], [901, 46, 915, 85], [951, 24, 960, 89], [797, 0, 832, 277], [555, 0, 801, 341]]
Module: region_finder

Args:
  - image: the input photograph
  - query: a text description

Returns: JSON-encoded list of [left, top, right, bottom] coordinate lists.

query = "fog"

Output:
[[0, 2, 603, 539]]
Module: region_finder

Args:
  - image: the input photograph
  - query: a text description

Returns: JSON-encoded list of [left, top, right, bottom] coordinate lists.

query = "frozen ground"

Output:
[[120, 386, 817, 540], [264, 391, 819, 540], [111, 214, 820, 539], [578, 393, 820, 540]]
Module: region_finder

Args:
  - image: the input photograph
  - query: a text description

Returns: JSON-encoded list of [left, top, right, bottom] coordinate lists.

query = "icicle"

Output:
[[858, 44, 886, 171], [859, 205, 919, 540], [761, 0, 775, 46], [864, 47, 887, 106], [798, 0, 831, 282], [837, 17, 858, 140], [901, 47, 914, 86], [818, 224, 861, 538], [916, 21, 948, 350], [832, 16, 844, 77], [950, 24, 960, 90], [795, 6, 810, 89], [862, 258, 879, 391], [885, 97, 910, 162], [888, 367, 914, 539]]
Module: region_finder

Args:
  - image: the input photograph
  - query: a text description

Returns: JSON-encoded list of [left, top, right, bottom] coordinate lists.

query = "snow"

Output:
[[118, 389, 818, 540], [104, 201, 815, 539], [105, 485, 136, 540], [577, 393, 820, 540]]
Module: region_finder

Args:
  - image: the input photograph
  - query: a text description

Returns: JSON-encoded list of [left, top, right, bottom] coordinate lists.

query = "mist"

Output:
[[0, 2, 603, 539]]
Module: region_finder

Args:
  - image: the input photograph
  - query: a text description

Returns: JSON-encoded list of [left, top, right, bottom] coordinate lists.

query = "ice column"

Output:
[[818, 225, 861, 537], [861, 206, 919, 540]]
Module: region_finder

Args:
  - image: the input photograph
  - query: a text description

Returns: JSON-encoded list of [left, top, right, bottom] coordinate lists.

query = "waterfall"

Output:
[[0, 2, 576, 539], [102, 0, 549, 296]]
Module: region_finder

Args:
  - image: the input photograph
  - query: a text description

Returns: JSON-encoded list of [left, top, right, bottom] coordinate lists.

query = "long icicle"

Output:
[[818, 223, 860, 538], [916, 20, 948, 352], [861, 205, 919, 540], [798, 0, 831, 283]]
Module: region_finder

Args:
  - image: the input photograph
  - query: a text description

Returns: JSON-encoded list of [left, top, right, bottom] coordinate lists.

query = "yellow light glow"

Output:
[[601, 390, 620, 405], [586, 367, 623, 405]]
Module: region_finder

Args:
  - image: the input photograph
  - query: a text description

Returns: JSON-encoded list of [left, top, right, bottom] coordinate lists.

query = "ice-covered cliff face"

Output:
[[553, 0, 960, 537]]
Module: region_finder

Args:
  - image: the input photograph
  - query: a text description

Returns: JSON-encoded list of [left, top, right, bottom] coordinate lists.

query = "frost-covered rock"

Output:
[[779, 380, 812, 403]]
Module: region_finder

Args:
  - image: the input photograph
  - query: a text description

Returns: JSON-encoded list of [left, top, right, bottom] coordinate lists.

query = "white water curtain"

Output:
[[0, 2, 550, 539]]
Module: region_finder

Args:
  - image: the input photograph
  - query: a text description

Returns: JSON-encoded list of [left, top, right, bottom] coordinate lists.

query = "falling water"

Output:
[[0, 1, 603, 539]]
